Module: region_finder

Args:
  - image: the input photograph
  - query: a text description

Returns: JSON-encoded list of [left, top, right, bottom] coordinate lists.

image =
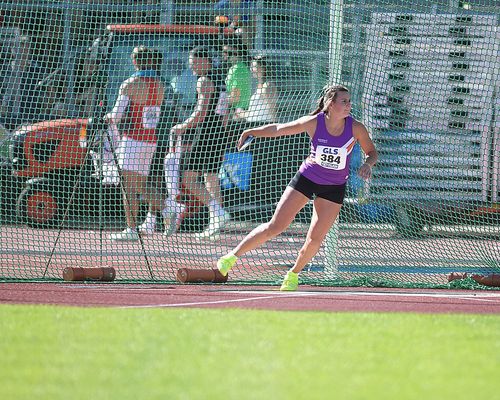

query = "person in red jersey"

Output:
[[107, 46, 165, 241]]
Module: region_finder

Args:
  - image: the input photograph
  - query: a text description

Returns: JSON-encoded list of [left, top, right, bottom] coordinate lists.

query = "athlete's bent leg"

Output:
[[290, 197, 342, 274], [232, 187, 310, 256]]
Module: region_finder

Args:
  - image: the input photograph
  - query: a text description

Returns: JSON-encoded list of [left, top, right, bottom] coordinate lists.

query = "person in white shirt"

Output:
[[233, 55, 277, 125]]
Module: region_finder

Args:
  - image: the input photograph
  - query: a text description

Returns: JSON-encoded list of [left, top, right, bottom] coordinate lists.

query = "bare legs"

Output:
[[121, 170, 162, 229], [290, 197, 342, 273], [204, 172, 224, 206], [232, 187, 341, 272], [182, 171, 224, 206], [232, 187, 308, 255], [230, 187, 342, 273], [182, 170, 212, 205], [182, 170, 229, 236]]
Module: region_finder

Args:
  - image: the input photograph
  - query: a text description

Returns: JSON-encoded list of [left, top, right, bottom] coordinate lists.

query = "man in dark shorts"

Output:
[[170, 46, 231, 239]]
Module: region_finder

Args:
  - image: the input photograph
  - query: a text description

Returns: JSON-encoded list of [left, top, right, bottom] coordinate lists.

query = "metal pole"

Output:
[[61, 4, 77, 117], [324, 0, 345, 276], [160, 0, 174, 24], [328, 0, 343, 85], [254, 0, 265, 51]]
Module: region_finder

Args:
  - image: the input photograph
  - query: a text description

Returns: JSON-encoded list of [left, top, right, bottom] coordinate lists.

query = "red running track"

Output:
[[1, 283, 500, 314]]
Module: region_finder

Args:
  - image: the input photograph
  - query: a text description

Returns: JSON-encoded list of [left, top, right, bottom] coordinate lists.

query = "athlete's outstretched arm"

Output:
[[237, 114, 317, 150]]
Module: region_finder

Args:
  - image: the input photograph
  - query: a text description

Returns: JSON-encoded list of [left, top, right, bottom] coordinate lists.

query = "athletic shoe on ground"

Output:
[[138, 221, 156, 235], [217, 254, 237, 277], [109, 227, 140, 242], [194, 212, 231, 239], [280, 271, 299, 291], [163, 204, 186, 237]]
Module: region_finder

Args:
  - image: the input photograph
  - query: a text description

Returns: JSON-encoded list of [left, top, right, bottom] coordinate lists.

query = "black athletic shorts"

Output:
[[288, 172, 346, 205], [181, 116, 226, 173]]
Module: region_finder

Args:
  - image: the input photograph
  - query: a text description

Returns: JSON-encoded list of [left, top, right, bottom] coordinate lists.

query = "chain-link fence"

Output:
[[0, 0, 498, 287]]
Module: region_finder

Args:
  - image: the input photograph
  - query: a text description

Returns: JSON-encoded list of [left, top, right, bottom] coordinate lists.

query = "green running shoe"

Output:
[[280, 271, 299, 291], [217, 254, 237, 277]]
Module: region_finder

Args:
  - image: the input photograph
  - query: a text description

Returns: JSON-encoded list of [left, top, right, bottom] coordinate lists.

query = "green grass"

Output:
[[1, 305, 499, 400]]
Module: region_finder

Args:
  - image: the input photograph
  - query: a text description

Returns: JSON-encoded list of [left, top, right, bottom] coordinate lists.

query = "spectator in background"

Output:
[[107, 45, 166, 241], [224, 39, 252, 115], [233, 55, 277, 126], [222, 38, 252, 143], [170, 46, 231, 239], [0, 35, 44, 129], [214, 0, 256, 49], [170, 62, 198, 119]]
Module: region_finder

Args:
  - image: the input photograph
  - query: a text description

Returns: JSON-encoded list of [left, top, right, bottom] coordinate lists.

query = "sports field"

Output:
[[0, 1, 499, 398], [1, 284, 500, 400]]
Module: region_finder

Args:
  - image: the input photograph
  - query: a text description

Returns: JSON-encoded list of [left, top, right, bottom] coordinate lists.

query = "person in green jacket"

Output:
[[222, 38, 252, 141]]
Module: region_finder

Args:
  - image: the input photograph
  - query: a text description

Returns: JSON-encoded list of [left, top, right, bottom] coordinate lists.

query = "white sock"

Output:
[[143, 212, 156, 226], [162, 198, 185, 217], [175, 202, 186, 214], [208, 199, 224, 217], [162, 197, 176, 217]]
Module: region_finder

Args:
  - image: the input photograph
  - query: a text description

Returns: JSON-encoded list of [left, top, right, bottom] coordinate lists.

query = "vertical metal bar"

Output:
[[492, 94, 500, 202], [160, 0, 174, 24], [254, 0, 265, 51], [350, 0, 363, 117], [61, 3, 77, 117], [324, 0, 345, 275], [328, 0, 343, 85]]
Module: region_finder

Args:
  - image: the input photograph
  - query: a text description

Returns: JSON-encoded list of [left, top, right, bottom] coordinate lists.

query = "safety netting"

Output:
[[0, 0, 498, 288]]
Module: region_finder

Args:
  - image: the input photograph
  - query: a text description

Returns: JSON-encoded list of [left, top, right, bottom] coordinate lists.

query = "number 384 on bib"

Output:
[[315, 146, 347, 170]]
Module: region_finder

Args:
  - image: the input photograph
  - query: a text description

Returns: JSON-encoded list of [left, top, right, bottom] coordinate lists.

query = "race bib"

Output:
[[315, 146, 347, 170], [142, 106, 161, 129]]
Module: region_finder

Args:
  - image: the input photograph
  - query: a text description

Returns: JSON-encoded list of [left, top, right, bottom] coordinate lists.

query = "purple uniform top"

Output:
[[299, 112, 357, 185]]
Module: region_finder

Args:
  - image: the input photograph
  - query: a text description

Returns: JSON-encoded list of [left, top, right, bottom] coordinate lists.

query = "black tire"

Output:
[[16, 187, 62, 228], [395, 204, 425, 238]]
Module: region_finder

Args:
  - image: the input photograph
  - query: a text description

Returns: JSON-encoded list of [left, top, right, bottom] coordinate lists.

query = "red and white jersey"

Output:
[[120, 76, 165, 143]]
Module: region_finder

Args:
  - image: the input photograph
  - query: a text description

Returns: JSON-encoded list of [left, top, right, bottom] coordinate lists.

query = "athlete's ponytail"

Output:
[[310, 96, 325, 116], [310, 85, 349, 115]]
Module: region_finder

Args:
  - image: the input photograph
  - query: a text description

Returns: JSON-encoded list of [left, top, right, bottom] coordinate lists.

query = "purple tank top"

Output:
[[299, 112, 356, 185]]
